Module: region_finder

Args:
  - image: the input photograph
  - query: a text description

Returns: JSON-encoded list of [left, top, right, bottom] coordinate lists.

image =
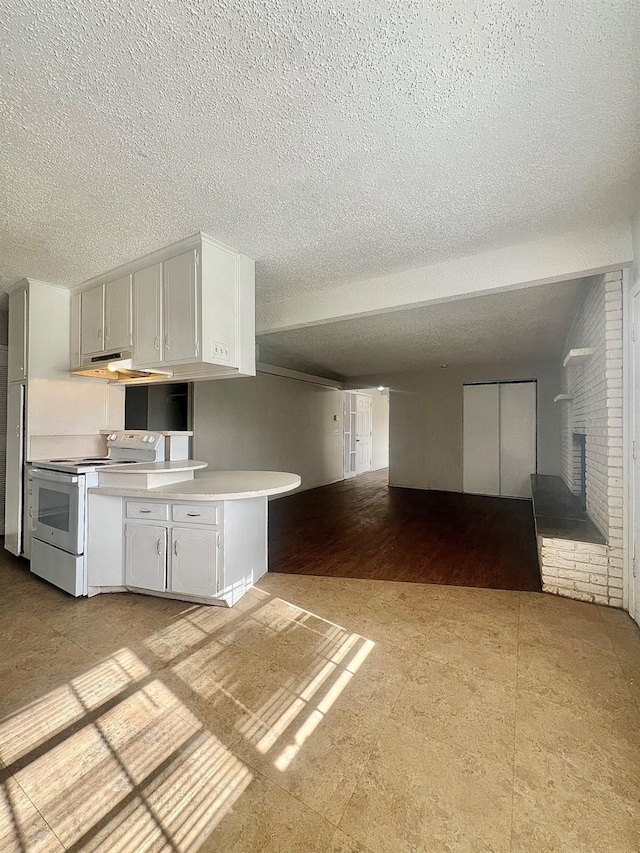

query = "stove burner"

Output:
[[46, 458, 139, 466], [49, 457, 107, 463]]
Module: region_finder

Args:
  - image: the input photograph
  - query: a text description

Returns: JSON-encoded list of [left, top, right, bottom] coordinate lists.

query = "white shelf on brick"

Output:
[[563, 348, 595, 368], [553, 394, 574, 403]]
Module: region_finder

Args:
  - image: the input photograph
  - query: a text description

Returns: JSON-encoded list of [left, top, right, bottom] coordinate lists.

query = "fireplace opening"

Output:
[[573, 433, 587, 510]]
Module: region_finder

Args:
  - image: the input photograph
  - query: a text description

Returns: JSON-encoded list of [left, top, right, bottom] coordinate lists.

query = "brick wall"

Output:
[[553, 271, 624, 607], [539, 538, 611, 605]]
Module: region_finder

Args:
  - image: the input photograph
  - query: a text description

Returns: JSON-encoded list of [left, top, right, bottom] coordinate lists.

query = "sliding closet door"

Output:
[[463, 384, 500, 495], [463, 381, 537, 498], [499, 382, 536, 498]]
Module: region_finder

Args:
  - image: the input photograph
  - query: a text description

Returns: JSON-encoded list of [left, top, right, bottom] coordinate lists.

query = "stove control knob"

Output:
[[142, 435, 149, 442], [109, 433, 117, 441], [148, 436, 156, 443]]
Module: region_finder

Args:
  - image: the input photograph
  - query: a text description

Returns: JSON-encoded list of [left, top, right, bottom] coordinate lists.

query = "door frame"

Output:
[[623, 269, 638, 621]]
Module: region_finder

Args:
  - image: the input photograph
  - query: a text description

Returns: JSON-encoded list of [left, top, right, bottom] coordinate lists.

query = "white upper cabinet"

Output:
[[132, 251, 198, 368], [71, 232, 255, 382], [8, 288, 27, 382], [163, 250, 199, 365], [81, 285, 104, 356], [133, 264, 162, 367], [104, 276, 132, 351], [70, 293, 81, 370], [81, 276, 131, 356]]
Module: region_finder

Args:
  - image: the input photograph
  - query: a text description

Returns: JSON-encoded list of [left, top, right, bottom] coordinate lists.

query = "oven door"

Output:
[[31, 469, 85, 555]]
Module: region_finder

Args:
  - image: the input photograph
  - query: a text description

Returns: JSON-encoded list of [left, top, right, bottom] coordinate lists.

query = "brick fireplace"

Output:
[[544, 270, 625, 607]]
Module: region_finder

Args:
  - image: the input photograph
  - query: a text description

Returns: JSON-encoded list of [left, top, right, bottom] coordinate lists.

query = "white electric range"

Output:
[[30, 431, 168, 596]]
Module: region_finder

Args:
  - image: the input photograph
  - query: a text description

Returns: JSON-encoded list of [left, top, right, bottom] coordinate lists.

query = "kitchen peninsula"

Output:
[[87, 465, 301, 606]]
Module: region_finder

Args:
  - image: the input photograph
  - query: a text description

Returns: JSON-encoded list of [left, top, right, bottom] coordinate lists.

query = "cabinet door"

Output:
[[163, 251, 199, 364], [125, 523, 167, 591], [104, 275, 132, 352], [5, 382, 25, 556], [170, 526, 219, 598], [132, 264, 162, 367], [70, 293, 81, 369], [81, 285, 104, 355], [8, 289, 27, 382]]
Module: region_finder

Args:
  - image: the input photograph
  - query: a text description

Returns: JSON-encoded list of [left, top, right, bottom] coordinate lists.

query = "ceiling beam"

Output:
[[257, 223, 632, 334]]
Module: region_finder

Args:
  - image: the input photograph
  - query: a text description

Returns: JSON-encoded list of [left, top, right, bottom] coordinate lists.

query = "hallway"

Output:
[[269, 469, 542, 591]]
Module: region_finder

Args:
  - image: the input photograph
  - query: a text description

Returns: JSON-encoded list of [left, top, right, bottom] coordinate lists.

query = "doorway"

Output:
[[463, 380, 537, 498], [355, 394, 372, 473], [343, 389, 389, 479]]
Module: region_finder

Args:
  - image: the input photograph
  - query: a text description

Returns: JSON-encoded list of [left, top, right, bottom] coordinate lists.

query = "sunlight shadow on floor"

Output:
[[0, 588, 374, 851]]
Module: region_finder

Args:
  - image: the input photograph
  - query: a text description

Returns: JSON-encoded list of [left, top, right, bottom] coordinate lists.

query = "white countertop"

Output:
[[106, 460, 208, 473], [90, 470, 301, 501]]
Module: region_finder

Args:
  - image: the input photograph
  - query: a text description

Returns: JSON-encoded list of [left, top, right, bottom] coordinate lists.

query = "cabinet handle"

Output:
[[154, 336, 159, 350], [217, 533, 221, 548], [105, 328, 110, 340], [174, 539, 179, 556], [187, 512, 200, 517], [165, 335, 170, 350], [139, 509, 152, 514], [16, 425, 20, 437], [98, 328, 102, 341], [157, 539, 162, 555]]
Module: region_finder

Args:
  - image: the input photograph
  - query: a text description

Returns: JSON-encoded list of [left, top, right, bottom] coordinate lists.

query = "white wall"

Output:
[[351, 359, 562, 492], [353, 389, 390, 471], [193, 373, 344, 491]]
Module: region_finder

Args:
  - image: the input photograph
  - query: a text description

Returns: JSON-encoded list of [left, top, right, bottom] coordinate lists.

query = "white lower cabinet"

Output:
[[125, 524, 167, 591], [123, 504, 223, 602], [91, 495, 267, 606], [171, 526, 219, 597]]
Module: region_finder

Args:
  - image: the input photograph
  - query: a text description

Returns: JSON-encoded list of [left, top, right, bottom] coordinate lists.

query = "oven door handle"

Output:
[[32, 469, 80, 485]]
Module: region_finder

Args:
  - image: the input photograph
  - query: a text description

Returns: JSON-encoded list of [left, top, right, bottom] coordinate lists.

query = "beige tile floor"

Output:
[[0, 556, 639, 852]]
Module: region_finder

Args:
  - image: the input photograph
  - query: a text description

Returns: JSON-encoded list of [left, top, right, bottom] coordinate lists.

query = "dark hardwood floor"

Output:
[[268, 468, 542, 591]]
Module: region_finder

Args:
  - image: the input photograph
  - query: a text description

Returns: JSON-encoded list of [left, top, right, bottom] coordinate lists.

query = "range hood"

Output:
[[71, 351, 174, 381]]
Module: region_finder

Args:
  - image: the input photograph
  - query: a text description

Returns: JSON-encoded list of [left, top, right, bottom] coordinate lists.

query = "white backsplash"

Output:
[[30, 433, 108, 461]]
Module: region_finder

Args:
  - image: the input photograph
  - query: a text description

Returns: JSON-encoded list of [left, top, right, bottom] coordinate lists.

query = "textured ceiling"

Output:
[[257, 279, 587, 376], [1, 1, 639, 301]]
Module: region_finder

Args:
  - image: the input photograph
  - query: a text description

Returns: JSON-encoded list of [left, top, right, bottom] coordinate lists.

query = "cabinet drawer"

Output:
[[126, 501, 168, 521], [172, 504, 219, 525]]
